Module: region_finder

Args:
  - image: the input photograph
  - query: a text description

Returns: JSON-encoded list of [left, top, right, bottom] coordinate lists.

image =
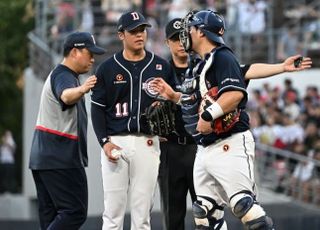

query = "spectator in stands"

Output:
[[304, 121, 320, 152], [50, 0, 76, 39], [167, 0, 199, 20], [305, 86, 320, 106], [237, 0, 267, 35], [290, 147, 316, 202], [50, 0, 76, 52], [283, 78, 299, 100], [253, 116, 279, 146], [270, 86, 285, 109], [101, 0, 139, 25], [79, 0, 94, 34], [303, 16, 320, 51], [0, 130, 17, 193], [226, 0, 241, 30], [283, 90, 300, 121], [277, 25, 302, 62], [277, 113, 304, 149]]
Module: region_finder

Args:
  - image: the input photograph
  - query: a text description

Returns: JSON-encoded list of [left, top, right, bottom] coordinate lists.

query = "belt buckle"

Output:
[[178, 136, 187, 145]]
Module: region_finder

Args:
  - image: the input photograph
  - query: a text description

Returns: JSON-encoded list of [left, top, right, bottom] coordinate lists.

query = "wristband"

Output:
[[202, 102, 224, 121], [99, 137, 110, 147]]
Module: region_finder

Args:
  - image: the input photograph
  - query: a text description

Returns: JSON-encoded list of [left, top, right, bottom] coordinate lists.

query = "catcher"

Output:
[[150, 10, 312, 230]]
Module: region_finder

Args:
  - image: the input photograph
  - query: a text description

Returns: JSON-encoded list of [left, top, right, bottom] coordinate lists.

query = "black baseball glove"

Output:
[[145, 100, 177, 136]]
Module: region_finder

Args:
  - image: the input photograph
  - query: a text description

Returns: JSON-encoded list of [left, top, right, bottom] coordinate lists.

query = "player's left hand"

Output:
[[196, 116, 213, 134], [283, 55, 312, 72], [81, 75, 97, 94]]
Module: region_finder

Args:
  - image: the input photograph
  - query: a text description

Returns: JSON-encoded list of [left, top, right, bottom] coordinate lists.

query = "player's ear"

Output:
[[118, 31, 125, 40], [69, 47, 78, 58], [165, 39, 170, 47]]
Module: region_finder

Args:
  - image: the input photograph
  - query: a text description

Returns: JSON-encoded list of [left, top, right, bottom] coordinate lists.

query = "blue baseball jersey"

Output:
[[91, 50, 175, 139], [200, 47, 250, 146]]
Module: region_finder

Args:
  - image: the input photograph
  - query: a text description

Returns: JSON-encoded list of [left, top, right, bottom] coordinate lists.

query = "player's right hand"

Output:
[[283, 55, 312, 72], [102, 142, 122, 163], [81, 75, 97, 94], [150, 78, 181, 103]]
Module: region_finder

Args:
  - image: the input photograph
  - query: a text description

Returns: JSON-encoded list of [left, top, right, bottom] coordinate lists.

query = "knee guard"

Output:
[[230, 192, 274, 230], [192, 196, 227, 230]]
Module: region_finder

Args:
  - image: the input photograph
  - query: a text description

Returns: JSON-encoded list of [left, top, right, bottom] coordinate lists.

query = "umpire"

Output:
[[29, 32, 105, 229], [158, 18, 197, 230]]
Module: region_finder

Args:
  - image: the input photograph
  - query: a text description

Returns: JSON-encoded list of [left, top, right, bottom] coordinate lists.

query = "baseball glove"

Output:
[[145, 100, 177, 136], [199, 87, 240, 134]]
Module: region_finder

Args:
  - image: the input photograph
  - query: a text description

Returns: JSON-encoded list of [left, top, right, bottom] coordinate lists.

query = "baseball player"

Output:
[[180, 10, 272, 230], [90, 11, 175, 230], [156, 17, 312, 230], [29, 31, 105, 230], [151, 10, 313, 230]]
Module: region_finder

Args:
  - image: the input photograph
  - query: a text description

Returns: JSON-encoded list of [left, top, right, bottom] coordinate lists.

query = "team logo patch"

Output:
[[173, 21, 181, 30], [114, 74, 127, 84], [147, 139, 153, 146], [223, 144, 229, 152], [156, 64, 162, 70], [116, 74, 124, 81], [142, 77, 159, 97]]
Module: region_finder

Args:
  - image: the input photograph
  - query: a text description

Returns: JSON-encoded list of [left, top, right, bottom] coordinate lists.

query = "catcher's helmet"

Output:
[[189, 10, 225, 45]]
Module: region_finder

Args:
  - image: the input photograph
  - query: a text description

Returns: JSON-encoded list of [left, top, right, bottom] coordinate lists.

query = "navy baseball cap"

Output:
[[117, 11, 151, 32], [63, 31, 106, 55], [165, 18, 182, 39]]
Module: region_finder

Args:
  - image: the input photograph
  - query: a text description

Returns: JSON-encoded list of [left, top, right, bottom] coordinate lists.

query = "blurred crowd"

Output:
[[248, 78, 320, 206], [46, 0, 320, 63]]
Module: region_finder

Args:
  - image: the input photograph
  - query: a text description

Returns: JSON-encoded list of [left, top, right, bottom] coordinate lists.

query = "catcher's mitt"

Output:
[[145, 100, 176, 136], [199, 87, 240, 134]]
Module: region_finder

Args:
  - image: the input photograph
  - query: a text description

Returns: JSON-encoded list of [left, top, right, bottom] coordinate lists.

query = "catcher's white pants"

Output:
[[101, 135, 160, 230], [194, 130, 257, 207]]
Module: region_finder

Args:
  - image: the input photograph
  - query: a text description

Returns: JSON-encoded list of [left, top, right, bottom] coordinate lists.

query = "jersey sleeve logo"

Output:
[[156, 64, 162, 70]]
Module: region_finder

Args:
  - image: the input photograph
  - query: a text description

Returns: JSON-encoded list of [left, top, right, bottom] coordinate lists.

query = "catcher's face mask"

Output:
[[179, 11, 196, 52], [180, 10, 225, 52]]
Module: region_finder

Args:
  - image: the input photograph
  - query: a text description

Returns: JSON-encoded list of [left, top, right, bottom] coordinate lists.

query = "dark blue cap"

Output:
[[63, 31, 106, 55], [117, 11, 151, 32]]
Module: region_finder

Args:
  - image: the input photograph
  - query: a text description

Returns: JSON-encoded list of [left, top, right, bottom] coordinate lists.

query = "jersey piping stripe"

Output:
[[218, 85, 247, 95], [114, 54, 134, 132], [91, 100, 106, 107], [35, 125, 78, 140], [137, 53, 154, 132], [242, 133, 252, 180]]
